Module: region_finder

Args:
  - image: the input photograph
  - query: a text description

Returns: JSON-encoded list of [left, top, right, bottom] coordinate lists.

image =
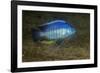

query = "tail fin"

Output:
[[32, 28, 40, 41]]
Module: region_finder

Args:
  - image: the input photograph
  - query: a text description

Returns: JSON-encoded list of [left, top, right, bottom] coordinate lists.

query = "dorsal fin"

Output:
[[39, 20, 66, 26]]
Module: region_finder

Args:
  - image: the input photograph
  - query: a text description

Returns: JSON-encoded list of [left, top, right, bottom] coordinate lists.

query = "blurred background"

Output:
[[22, 10, 90, 62]]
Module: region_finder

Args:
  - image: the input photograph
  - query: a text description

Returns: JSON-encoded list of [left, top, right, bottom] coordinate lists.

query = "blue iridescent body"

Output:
[[32, 20, 76, 41]]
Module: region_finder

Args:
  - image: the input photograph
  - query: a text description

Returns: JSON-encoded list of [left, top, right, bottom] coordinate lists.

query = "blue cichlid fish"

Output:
[[32, 20, 76, 41]]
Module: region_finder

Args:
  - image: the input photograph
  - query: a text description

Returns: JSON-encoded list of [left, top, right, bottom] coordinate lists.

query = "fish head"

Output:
[[65, 27, 76, 38]]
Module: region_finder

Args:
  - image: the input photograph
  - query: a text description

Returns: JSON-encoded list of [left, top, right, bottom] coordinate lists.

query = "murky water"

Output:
[[22, 11, 90, 62]]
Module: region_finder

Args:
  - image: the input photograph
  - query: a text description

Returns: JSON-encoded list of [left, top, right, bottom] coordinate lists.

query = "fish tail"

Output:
[[32, 28, 40, 41]]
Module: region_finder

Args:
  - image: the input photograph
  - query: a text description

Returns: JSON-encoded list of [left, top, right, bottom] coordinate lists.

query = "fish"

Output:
[[32, 20, 76, 42]]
